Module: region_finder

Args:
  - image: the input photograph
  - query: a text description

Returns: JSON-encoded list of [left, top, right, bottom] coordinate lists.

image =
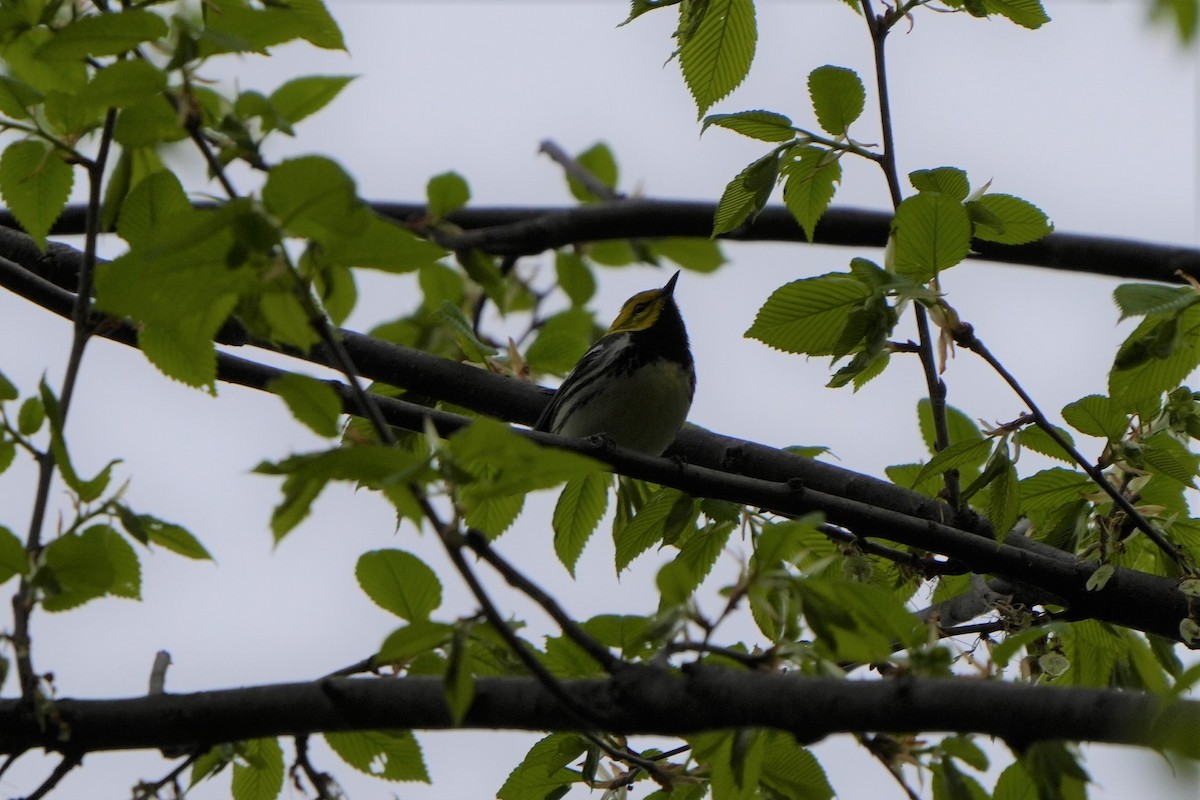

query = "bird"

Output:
[[535, 270, 695, 456]]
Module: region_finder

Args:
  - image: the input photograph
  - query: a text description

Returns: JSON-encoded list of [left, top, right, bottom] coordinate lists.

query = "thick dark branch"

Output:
[[25, 202, 1200, 283], [0, 245, 1193, 645], [1, 669, 1195, 757]]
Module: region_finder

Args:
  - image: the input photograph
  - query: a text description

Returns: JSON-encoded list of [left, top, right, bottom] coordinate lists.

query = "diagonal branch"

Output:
[[0, 246, 1193, 645]]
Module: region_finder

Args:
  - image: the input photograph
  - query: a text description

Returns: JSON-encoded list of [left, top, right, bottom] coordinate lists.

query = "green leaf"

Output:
[[41, 525, 137, 611], [0, 76, 44, 120], [97, 202, 250, 388], [967, 193, 1053, 245], [807, 65, 865, 136], [0, 526, 29, 586], [553, 473, 610, 576], [1142, 432, 1200, 486], [116, 169, 190, 247], [268, 74, 354, 127], [356, 549, 443, 621], [81, 60, 165, 112], [912, 438, 992, 488], [0, 440, 14, 477], [983, 0, 1051, 28], [1018, 468, 1092, 513], [320, 212, 447, 272], [1110, 304, 1200, 410], [679, 0, 757, 117], [117, 508, 213, 561], [4, 28, 87, 95], [0, 369, 17, 401], [444, 626, 475, 724], [37, 9, 168, 60], [992, 761, 1040, 800], [580, 614, 651, 655], [713, 150, 780, 236], [891, 191, 972, 282], [449, 418, 604, 506], [917, 400, 983, 456], [691, 729, 762, 800], [231, 738, 283, 800], [745, 274, 871, 356], [648, 237, 728, 273], [377, 620, 453, 663], [270, 373, 343, 438], [497, 733, 585, 800], [1113, 283, 1199, 321], [1019, 742, 1089, 800], [426, 171, 471, 221], [113, 96, 187, 147], [987, 452, 1022, 537], [40, 379, 115, 502], [200, 0, 345, 53], [465, 491, 524, 540], [255, 446, 428, 540], [614, 486, 696, 573], [797, 577, 925, 662], [434, 300, 497, 364], [1015, 424, 1076, 464], [16, 396, 44, 435], [554, 252, 596, 306], [0, 140, 73, 249], [760, 731, 834, 800], [566, 142, 618, 202], [1061, 394, 1127, 441], [781, 146, 842, 242], [909, 167, 970, 201], [702, 109, 795, 142], [941, 735, 990, 772], [325, 729, 429, 782], [657, 520, 735, 604], [262, 155, 366, 240], [526, 308, 595, 375]]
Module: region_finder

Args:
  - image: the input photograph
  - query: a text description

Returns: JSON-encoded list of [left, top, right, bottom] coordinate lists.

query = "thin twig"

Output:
[[293, 734, 340, 800], [429, 502, 607, 728], [13, 107, 120, 701], [463, 529, 620, 672], [860, 0, 960, 511], [956, 323, 1189, 570], [24, 752, 83, 800], [132, 751, 202, 800], [539, 139, 623, 201], [860, 734, 922, 800]]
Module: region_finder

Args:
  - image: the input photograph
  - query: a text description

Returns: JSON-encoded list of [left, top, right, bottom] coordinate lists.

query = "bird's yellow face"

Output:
[[605, 272, 680, 335]]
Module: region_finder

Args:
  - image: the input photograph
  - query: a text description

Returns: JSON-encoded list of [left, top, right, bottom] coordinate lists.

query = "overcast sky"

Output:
[[1, 1, 1198, 798]]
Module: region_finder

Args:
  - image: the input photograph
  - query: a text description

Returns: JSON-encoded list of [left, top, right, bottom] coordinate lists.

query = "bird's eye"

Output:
[[633, 302, 649, 315]]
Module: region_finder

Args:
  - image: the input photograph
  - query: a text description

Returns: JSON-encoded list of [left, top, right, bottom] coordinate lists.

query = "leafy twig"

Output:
[[13, 107, 119, 701], [463, 529, 621, 672], [859, 0, 960, 510], [539, 139, 623, 201], [954, 322, 1189, 571]]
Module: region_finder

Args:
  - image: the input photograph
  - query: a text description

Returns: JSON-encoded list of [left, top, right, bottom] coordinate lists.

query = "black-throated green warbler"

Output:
[[535, 271, 695, 456]]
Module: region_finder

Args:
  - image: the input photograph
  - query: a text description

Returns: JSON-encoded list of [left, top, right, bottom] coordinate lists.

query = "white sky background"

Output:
[[0, 0, 1198, 798]]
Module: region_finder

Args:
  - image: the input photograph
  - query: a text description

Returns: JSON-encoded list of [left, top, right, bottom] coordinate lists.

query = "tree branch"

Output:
[[0, 246, 1193, 645], [0, 670, 1195, 758], [22, 203, 1200, 283]]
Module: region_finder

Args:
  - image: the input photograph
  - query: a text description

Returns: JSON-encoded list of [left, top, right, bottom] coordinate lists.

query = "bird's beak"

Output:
[[663, 270, 681, 297]]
